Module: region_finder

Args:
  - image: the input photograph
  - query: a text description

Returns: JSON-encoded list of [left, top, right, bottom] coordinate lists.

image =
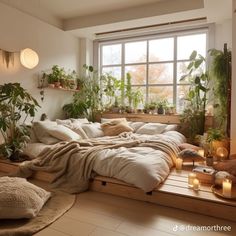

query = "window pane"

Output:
[[149, 63, 173, 84], [149, 38, 174, 62], [125, 41, 147, 63], [177, 34, 206, 60], [102, 44, 121, 65], [148, 86, 173, 103], [177, 85, 190, 113], [125, 65, 146, 85], [102, 66, 121, 79]]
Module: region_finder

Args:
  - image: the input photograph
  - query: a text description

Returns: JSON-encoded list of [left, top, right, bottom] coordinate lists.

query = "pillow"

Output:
[[64, 123, 89, 139], [71, 118, 90, 124], [136, 123, 167, 135], [26, 125, 39, 143], [128, 122, 145, 132], [82, 123, 104, 138], [178, 143, 201, 151], [56, 119, 72, 125], [22, 143, 51, 159], [163, 124, 178, 133], [101, 120, 134, 136], [101, 118, 127, 124], [33, 121, 60, 145], [0, 177, 51, 219], [47, 125, 81, 141]]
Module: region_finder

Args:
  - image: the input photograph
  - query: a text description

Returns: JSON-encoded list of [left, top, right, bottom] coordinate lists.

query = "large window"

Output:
[[99, 30, 207, 112]]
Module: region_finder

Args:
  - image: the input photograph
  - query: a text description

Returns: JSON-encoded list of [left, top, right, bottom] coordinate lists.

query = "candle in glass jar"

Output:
[[222, 179, 232, 197], [188, 173, 197, 188], [176, 158, 183, 171], [193, 178, 200, 191]]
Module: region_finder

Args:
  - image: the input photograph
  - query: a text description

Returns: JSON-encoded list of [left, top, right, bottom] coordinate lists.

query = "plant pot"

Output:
[[48, 83, 55, 88], [157, 106, 165, 115], [54, 82, 61, 88]]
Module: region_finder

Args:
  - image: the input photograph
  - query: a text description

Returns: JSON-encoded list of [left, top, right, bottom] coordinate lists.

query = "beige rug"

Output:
[[0, 179, 76, 236]]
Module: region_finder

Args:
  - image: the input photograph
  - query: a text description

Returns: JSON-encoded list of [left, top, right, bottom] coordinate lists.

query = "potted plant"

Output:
[[132, 89, 143, 113], [157, 99, 168, 115], [148, 102, 157, 114], [180, 50, 210, 143], [206, 128, 229, 156], [44, 65, 66, 88], [0, 83, 40, 161]]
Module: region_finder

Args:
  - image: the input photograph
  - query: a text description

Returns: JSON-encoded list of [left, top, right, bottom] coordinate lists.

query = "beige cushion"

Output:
[[22, 143, 51, 159], [56, 119, 72, 125], [178, 143, 201, 151], [101, 118, 127, 124], [136, 123, 167, 135], [47, 125, 81, 141], [101, 120, 133, 136], [64, 123, 89, 139], [0, 177, 51, 219], [33, 121, 60, 145], [82, 123, 104, 138]]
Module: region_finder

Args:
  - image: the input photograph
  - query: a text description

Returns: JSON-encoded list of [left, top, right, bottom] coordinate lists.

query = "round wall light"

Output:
[[20, 48, 39, 69]]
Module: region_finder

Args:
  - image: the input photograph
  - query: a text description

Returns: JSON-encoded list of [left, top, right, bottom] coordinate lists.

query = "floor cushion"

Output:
[[0, 177, 51, 219]]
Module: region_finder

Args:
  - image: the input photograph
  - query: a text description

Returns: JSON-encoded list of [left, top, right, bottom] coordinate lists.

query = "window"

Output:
[[99, 30, 207, 112]]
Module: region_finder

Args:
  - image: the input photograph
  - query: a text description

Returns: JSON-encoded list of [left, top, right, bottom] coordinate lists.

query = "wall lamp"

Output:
[[0, 47, 39, 69]]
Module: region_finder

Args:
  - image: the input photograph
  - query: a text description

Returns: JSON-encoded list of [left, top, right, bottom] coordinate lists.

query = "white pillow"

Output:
[[64, 123, 89, 139], [136, 123, 167, 135], [128, 122, 145, 132], [71, 118, 90, 124], [0, 177, 51, 219], [47, 125, 81, 141], [82, 123, 104, 138], [56, 119, 72, 125], [163, 124, 178, 133], [101, 118, 127, 124], [33, 121, 60, 145]]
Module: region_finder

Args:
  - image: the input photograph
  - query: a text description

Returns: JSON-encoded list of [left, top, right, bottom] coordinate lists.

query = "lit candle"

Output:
[[222, 178, 232, 197], [193, 178, 200, 191], [197, 149, 205, 157], [188, 173, 197, 188], [176, 158, 183, 171]]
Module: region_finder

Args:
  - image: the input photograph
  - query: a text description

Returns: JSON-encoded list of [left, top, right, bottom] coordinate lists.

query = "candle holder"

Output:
[[216, 147, 229, 161], [193, 178, 200, 191], [176, 157, 183, 171]]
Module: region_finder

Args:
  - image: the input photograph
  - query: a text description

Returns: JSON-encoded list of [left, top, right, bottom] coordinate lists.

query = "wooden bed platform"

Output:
[[1, 159, 236, 222]]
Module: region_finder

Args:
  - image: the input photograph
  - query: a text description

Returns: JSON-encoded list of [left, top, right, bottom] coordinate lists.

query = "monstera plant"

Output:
[[0, 83, 40, 161]]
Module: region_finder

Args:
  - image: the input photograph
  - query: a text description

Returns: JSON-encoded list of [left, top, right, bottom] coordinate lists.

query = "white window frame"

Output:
[[96, 26, 212, 109]]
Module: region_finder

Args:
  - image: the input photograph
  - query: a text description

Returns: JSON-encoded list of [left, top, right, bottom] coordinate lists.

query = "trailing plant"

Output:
[[0, 83, 40, 160], [209, 47, 231, 135], [180, 50, 210, 142]]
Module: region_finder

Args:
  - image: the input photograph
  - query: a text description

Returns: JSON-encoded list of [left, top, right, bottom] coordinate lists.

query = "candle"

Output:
[[193, 178, 200, 191], [176, 158, 183, 171], [188, 173, 197, 188], [197, 149, 205, 157], [222, 178, 232, 197]]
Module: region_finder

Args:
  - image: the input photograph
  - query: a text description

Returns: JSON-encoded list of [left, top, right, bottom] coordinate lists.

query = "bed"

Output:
[[20, 119, 186, 194]]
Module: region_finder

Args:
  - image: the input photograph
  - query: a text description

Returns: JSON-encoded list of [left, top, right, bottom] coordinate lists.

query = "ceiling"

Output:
[[0, 0, 232, 38]]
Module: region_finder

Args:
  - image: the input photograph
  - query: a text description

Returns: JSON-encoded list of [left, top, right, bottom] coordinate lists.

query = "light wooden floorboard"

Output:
[[35, 191, 236, 236]]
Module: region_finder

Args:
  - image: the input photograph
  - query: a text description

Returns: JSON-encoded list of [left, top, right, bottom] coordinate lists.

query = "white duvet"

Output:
[[22, 131, 186, 192]]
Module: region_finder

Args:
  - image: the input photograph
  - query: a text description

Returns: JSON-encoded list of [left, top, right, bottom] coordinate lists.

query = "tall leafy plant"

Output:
[[180, 51, 210, 142], [209, 47, 231, 135], [0, 83, 40, 160]]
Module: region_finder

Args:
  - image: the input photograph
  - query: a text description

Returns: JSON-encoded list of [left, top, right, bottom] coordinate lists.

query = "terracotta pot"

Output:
[[48, 83, 55, 88], [54, 82, 61, 88]]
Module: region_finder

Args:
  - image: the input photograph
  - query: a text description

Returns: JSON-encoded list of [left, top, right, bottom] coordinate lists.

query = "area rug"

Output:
[[0, 179, 76, 236]]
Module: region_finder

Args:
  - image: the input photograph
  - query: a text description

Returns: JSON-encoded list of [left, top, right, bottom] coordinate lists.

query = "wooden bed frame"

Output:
[[1, 159, 235, 222]]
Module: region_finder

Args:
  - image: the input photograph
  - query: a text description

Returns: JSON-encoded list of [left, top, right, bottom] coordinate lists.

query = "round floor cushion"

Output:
[[0, 176, 51, 219]]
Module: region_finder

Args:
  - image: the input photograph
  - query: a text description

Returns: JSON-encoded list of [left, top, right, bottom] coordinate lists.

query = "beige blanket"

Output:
[[18, 132, 183, 193]]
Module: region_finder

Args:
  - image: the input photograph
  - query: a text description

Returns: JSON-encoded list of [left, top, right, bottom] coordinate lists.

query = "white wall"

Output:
[[0, 2, 79, 122], [231, 0, 236, 154]]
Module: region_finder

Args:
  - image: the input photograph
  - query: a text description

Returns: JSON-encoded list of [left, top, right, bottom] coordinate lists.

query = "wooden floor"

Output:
[[35, 191, 236, 236]]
